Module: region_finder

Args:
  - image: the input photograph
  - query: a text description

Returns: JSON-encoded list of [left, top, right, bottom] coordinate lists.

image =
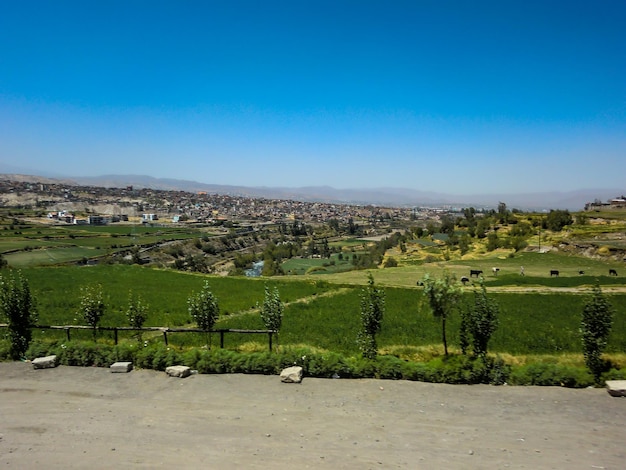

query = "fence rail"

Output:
[[0, 324, 277, 351]]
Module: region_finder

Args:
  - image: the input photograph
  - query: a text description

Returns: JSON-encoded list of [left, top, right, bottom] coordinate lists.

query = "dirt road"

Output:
[[1, 362, 624, 469]]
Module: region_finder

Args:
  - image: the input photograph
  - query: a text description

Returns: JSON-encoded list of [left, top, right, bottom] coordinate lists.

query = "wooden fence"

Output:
[[0, 324, 277, 351]]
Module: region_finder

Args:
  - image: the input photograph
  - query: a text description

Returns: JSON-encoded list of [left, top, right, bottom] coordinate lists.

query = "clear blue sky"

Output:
[[1, 0, 624, 194]]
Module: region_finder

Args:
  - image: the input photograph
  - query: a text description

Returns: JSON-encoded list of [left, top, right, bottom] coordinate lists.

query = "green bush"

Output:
[[197, 349, 237, 374], [10, 339, 621, 389], [51, 341, 114, 367], [509, 362, 594, 388], [374, 355, 405, 379], [602, 368, 626, 381], [135, 344, 182, 371], [0, 339, 11, 360]]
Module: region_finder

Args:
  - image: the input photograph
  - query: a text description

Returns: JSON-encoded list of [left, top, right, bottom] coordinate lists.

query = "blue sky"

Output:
[[1, 0, 624, 194]]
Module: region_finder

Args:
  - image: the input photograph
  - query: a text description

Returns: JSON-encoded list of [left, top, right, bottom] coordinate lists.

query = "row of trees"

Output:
[[0, 270, 284, 357], [0, 269, 615, 382], [357, 272, 614, 383]]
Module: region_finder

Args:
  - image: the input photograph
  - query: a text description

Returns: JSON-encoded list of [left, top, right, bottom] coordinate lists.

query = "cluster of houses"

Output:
[[47, 211, 131, 225], [0, 178, 494, 236], [3, 179, 444, 227], [584, 196, 626, 211]]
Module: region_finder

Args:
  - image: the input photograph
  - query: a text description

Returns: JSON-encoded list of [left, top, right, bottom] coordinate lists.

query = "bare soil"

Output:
[[1, 362, 624, 469]]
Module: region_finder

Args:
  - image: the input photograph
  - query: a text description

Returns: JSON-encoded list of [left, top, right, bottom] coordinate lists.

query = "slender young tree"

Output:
[[259, 285, 284, 350], [78, 284, 105, 341], [188, 281, 220, 348], [466, 280, 499, 358], [357, 273, 385, 359], [126, 290, 149, 342], [581, 283, 613, 382], [421, 272, 462, 356], [0, 270, 37, 359]]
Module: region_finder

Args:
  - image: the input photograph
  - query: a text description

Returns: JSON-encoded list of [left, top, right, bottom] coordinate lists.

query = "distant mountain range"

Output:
[[0, 170, 622, 211]]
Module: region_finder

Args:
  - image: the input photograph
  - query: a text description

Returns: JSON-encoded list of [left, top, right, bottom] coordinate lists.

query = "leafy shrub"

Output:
[[347, 356, 377, 378], [374, 355, 405, 379], [135, 344, 181, 371], [509, 362, 594, 388], [602, 368, 626, 381], [197, 349, 237, 374], [0, 339, 11, 360], [240, 352, 278, 374], [306, 351, 351, 378], [50, 341, 114, 367]]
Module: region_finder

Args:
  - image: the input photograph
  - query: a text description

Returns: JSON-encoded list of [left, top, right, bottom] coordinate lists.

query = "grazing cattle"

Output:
[[470, 269, 483, 278], [460, 276, 470, 285], [609, 269, 618, 276], [579, 270, 585, 275], [550, 270, 559, 277], [416, 281, 424, 287], [492, 267, 500, 276]]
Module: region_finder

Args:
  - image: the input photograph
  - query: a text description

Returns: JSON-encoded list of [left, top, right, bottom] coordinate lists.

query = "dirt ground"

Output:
[[1, 362, 624, 469]]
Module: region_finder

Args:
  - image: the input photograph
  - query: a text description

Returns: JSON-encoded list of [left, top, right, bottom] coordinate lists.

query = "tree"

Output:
[[126, 291, 149, 342], [581, 283, 613, 382], [486, 232, 499, 251], [357, 273, 385, 359], [545, 209, 573, 232], [78, 284, 105, 341], [421, 272, 462, 356], [0, 270, 37, 359], [188, 281, 220, 348], [259, 285, 284, 350], [497, 201, 510, 223], [464, 280, 499, 358]]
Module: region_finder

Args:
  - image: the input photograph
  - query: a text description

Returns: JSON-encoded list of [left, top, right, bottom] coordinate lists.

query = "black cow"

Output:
[[460, 276, 470, 285], [578, 270, 585, 275], [609, 269, 618, 276], [550, 270, 559, 277], [470, 269, 483, 278]]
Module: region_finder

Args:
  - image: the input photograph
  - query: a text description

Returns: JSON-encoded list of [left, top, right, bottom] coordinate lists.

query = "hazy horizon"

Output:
[[1, 1, 624, 195]]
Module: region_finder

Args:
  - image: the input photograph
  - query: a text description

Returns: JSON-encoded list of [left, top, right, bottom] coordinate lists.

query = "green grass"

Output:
[[20, 264, 337, 328], [1, 223, 204, 266], [281, 254, 354, 275], [4, 247, 104, 267], [193, 281, 626, 356]]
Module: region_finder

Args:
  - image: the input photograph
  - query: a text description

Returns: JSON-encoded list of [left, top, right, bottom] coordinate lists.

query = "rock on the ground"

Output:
[[166, 365, 191, 378], [110, 362, 133, 373], [606, 380, 626, 397], [32, 355, 58, 369], [280, 366, 303, 383]]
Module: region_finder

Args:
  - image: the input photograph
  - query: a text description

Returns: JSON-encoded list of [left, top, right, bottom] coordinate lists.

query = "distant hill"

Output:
[[0, 171, 622, 211]]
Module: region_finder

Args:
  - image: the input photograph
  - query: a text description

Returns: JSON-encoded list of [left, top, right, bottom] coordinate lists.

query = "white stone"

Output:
[[32, 355, 58, 369], [606, 380, 626, 397], [280, 366, 303, 383], [110, 361, 133, 373], [166, 365, 191, 378]]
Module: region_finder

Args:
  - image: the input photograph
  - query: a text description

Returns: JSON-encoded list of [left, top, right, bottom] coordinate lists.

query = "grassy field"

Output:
[[1, 222, 204, 267], [5, 264, 623, 361]]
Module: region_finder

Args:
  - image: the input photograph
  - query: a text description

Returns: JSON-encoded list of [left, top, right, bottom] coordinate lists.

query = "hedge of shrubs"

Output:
[[1, 339, 622, 387]]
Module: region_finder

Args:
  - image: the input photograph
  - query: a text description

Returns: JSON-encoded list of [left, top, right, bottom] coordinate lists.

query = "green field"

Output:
[[1, 222, 204, 267], [4, 264, 623, 359]]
